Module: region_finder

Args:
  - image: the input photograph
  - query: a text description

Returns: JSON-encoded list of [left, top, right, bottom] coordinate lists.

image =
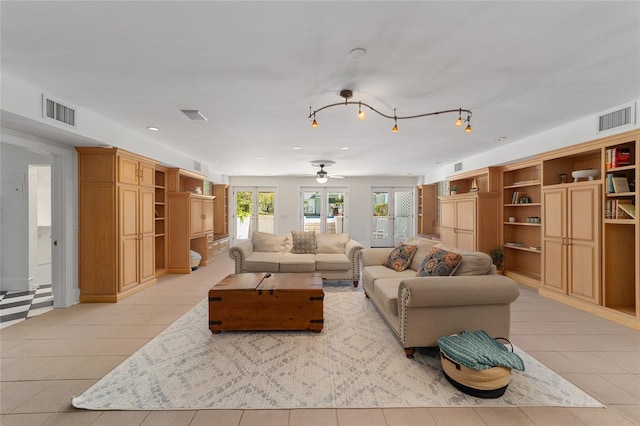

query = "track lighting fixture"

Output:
[[308, 90, 472, 133]]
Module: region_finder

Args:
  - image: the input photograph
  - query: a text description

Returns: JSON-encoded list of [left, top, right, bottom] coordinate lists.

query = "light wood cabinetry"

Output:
[[417, 184, 437, 236], [501, 161, 542, 287], [438, 192, 500, 254], [212, 184, 231, 254], [166, 168, 215, 273], [154, 166, 167, 276], [76, 147, 157, 302], [542, 183, 601, 304]]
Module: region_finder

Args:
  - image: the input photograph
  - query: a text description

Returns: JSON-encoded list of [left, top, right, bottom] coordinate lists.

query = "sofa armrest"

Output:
[[399, 275, 520, 308], [361, 247, 393, 267], [228, 240, 254, 274], [345, 239, 364, 259]]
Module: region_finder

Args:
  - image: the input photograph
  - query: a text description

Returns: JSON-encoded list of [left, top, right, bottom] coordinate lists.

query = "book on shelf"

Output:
[[612, 176, 630, 193], [606, 147, 632, 169], [505, 242, 524, 247], [618, 202, 636, 219], [511, 191, 519, 204], [606, 173, 615, 193]]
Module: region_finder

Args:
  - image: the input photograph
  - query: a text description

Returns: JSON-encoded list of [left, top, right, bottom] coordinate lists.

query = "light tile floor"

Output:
[[1, 255, 638, 425]]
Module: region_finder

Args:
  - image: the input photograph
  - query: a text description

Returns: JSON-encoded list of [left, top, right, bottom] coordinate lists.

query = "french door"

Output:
[[371, 187, 414, 247], [301, 187, 347, 234], [233, 187, 276, 240]]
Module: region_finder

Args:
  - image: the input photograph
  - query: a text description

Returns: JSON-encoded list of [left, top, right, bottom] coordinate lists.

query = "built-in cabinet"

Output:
[[438, 168, 500, 254], [212, 184, 231, 254], [154, 166, 167, 276], [417, 184, 437, 236], [501, 161, 542, 287], [542, 183, 601, 304], [166, 168, 216, 273], [76, 147, 158, 302]]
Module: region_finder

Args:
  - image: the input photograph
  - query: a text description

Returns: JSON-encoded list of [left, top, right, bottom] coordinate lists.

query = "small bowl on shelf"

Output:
[[571, 169, 599, 182]]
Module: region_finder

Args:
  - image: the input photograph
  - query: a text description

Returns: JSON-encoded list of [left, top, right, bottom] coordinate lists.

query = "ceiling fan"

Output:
[[309, 160, 344, 183]]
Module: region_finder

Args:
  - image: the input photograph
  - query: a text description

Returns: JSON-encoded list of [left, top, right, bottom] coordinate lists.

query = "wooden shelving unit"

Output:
[[213, 184, 230, 255], [154, 166, 167, 277], [417, 184, 436, 236], [501, 161, 542, 288]]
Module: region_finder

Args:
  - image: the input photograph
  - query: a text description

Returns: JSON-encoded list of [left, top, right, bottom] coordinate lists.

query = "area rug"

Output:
[[72, 286, 602, 410]]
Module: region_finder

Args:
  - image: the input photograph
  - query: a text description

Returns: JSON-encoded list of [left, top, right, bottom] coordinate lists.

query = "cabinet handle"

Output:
[[201, 214, 206, 220]]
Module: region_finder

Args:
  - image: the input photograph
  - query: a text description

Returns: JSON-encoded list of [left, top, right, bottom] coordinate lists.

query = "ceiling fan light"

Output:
[[316, 176, 328, 184]]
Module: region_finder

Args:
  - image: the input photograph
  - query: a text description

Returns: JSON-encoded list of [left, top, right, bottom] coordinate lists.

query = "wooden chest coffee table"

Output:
[[208, 272, 324, 333]]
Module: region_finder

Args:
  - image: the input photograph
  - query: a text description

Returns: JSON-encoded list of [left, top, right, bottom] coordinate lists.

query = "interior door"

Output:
[[371, 187, 415, 247]]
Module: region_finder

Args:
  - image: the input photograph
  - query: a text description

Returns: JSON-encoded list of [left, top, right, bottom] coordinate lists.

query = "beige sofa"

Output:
[[229, 232, 364, 285], [361, 236, 520, 358]]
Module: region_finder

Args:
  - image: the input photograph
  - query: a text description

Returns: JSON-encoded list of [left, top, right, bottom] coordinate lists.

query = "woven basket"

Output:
[[439, 349, 511, 398]]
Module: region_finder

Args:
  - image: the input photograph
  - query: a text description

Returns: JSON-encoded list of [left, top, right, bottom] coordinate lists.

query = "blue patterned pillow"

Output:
[[416, 246, 462, 277], [382, 243, 418, 272]]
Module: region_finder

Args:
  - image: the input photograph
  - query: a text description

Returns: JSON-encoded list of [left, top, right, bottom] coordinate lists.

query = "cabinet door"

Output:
[[440, 200, 456, 229], [190, 198, 204, 236], [456, 198, 476, 232], [456, 231, 476, 251], [138, 161, 155, 187], [204, 199, 214, 233], [118, 156, 140, 185], [440, 227, 456, 248], [120, 186, 139, 292], [542, 188, 567, 293], [568, 185, 601, 303], [139, 187, 156, 284]]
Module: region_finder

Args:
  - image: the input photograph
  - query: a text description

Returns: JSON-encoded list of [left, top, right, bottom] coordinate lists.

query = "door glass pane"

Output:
[[235, 190, 253, 240], [326, 191, 345, 234], [258, 191, 275, 234], [394, 189, 413, 244], [372, 191, 390, 244], [303, 191, 321, 232]]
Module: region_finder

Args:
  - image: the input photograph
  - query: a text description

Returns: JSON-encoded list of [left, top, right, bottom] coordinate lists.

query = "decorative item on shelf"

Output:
[[449, 185, 458, 195], [469, 177, 479, 192], [559, 173, 567, 184], [611, 176, 630, 193], [526, 217, 541, 223], [194, 186, 202, 194], [308, 89, 473, 133], [508, 217, 516, 223], [571, 169, 599, 182], [489, 247, 504, 274], [518, 196, 530, 204]]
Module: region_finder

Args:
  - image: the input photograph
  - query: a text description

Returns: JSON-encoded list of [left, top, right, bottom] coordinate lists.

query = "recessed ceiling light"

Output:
[[341, 146, 350, 150], [435, 161, 442, 165], [495, 136, 507, 141], [258, 157, 267, 160], [348, 48, 367, 61], [147, 126, 159, 131], [292, 146, 301, 150]]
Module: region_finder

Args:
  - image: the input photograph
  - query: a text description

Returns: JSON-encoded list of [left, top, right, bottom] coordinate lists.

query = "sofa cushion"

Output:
[[291, 230, 317, 254], [404, 237, 439, 271], [363, 265, 418, 283], [382, 242, 418, 272], [244, 252, 282, 272], [279, 253, 316, 272], [316, 233, 349, 254], [251, 231, 285, 253], [435, 243, 493, 276], [416, 246, 462, 277], [373, 279, 402, 316], [315, 253, 350, 271]]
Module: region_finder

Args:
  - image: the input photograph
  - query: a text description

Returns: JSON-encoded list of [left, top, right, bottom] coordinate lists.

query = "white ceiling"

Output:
[[1, 1, 639, 178]]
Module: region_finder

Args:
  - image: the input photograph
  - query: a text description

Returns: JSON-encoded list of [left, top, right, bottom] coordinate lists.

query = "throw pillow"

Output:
[[382, 243, 418, 272], [291, 230, 317, 254], [416, 246, 463, 277], [316, 233, 349, 253], [251, 231, 285, 252]]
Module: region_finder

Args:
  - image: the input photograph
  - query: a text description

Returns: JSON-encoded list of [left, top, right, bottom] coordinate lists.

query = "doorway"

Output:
[[301, 187, 347, 234], [371, 187, 415, 247], [233, 187, 276, 240]]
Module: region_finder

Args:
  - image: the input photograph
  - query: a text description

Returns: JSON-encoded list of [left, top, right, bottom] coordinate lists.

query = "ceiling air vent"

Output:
[[454, 162, 463, 173], [42, 94, 76, 127], [193, 160, 202, 172], [181, 109, 208, 121], [597, 102, 635, 133]]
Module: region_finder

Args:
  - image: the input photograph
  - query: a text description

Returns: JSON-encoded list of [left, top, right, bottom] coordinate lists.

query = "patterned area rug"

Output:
[[72, 285, 601, 410]]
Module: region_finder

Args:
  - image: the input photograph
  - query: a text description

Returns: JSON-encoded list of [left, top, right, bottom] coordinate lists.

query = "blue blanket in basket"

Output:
[[437, 330, 525, 371]]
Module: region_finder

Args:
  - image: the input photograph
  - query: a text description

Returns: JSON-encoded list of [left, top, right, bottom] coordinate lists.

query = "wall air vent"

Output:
[[193, 160, 202, 172], [597, 102, 636, 133], [42, 94, 76, 127], [454, 162, 463, 173]]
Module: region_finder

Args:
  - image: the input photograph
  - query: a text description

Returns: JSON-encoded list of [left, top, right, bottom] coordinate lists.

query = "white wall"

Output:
[[424, 100, 640, 183], [229, 176, 420, 247]]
